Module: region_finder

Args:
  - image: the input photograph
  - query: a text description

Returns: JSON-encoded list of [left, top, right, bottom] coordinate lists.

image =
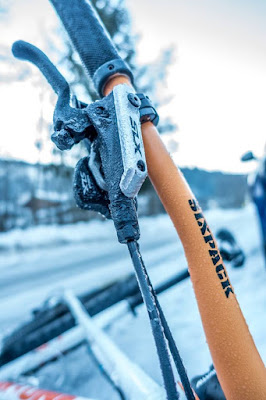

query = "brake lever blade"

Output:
[[12, 40, 70, 106], [12, 40, 92, 150]]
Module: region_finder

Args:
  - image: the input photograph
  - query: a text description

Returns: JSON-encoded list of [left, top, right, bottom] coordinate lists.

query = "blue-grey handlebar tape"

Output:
[[50, 0, 134, 95]]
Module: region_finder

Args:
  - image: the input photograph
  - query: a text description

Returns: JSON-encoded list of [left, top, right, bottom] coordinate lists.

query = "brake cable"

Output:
[[128, 240, 196, 400], [128, 240, 180, 399]]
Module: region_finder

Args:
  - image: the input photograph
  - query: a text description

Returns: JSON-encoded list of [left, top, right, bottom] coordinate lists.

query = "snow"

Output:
[[0, 204, 265, 399], [0, 219, 115, 254]]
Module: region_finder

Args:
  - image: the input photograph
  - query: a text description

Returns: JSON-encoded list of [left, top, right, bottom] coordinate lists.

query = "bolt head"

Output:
[[137, 160, 146, 172], [128, 93, 141, 108]]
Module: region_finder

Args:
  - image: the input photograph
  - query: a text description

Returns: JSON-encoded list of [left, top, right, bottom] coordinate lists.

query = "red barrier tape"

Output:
[[0, 381, 79, 400]]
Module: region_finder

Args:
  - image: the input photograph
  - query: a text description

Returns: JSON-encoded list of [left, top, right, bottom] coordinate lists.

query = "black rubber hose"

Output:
[[127, 240, 180, 400], [154, 297, 196, 400], [0, 275, 139, 366], [128, 242, 195, 399], [128, 269, 190, 312]]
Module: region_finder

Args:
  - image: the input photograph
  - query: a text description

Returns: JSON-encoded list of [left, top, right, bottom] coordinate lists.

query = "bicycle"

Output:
[[0, 0, 265, 399]]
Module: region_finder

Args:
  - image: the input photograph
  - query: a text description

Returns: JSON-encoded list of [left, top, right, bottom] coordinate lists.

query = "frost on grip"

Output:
[[50, 0, 134, 96]]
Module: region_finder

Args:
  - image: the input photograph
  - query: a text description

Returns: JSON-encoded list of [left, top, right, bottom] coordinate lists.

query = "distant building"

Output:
[[0, 158, 249, 232]]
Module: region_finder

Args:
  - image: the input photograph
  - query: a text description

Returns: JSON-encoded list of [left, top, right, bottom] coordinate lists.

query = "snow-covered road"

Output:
[[0, 204, 265, 399], [0, 223, 182, 332]]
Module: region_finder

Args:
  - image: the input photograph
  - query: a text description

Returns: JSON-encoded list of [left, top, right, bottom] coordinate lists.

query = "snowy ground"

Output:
[[0, 204, 265, 399]]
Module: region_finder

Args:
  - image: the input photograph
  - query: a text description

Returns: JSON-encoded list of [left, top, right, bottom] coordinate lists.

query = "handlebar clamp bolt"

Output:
[[128, 93, 141, 108], [137, 160, 146, 172]]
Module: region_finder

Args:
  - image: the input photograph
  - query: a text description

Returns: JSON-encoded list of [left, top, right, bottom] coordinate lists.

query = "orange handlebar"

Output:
[[104, 77, 266, 400], [142, 123, 266, 400]]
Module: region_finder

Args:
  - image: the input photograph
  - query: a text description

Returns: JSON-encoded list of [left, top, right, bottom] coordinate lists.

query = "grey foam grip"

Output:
[[50, 0, 133, 95]]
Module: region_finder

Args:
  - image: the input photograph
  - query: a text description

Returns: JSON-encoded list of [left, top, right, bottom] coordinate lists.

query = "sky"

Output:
[[0, 0, 266, 173]]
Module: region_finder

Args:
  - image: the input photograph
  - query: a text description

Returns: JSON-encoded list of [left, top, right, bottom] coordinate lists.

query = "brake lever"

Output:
[[12, 40, 93, 150], [12, 40, 149, 243]]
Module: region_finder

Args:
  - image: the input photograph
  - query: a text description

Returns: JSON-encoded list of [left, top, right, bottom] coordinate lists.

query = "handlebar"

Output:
[[50, 0, 134, 96]]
